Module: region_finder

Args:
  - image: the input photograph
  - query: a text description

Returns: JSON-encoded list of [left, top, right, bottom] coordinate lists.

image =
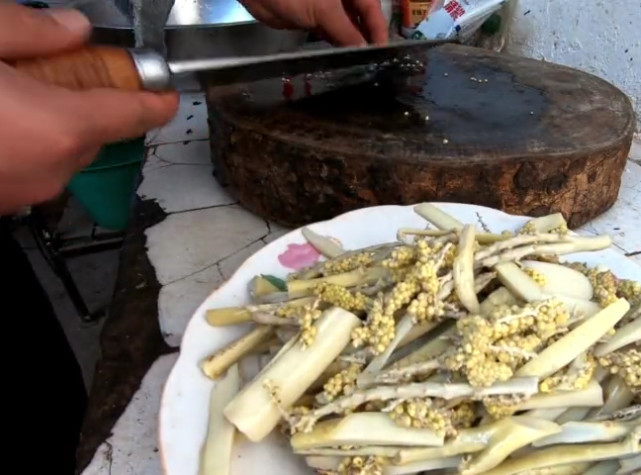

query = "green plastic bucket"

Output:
[[67, 137, 145, 231]]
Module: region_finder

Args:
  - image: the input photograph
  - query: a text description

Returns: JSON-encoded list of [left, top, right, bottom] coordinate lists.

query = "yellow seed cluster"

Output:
[[443, 300, 569, 387], [338, 456, 384, 475], [523, 267, 548, 286], [314, 283, 369, 312], [390, 399, 449, 434], [298, 304, 322, 348], [482, 394, 526, 419], [351, 296, 396, 355], [382, 246, 416, 269], [451, 402, 476, 431], [322, 363, 363, 402], [539, 353, 597, 393], [549, 224, 569, 235], [407, 291, 446, 323], [493, 334, 542, 368], [323, 252, 373, 276], [618, 279, 641, 307], [587, 269, 619, 307], [517, 221, 537, 235], [276, 302, 304, 319], [599, 349, 641, 395]]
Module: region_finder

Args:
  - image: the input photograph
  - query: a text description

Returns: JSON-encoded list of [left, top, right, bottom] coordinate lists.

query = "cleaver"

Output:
[[11, 40, 448, 91]]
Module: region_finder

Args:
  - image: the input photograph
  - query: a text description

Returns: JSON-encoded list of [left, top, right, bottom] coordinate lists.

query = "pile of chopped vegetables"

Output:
[[198, 204, 640, 475]]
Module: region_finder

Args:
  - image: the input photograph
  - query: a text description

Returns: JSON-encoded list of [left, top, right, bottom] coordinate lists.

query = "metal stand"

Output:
[[24, 208, 124, 323]]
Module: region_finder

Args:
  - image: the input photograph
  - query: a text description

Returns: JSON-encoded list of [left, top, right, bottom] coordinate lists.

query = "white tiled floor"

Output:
[[81, 93, 641, 475]]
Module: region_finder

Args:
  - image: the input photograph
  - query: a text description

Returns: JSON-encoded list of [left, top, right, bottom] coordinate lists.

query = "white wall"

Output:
[[506, 0, 640, 131]]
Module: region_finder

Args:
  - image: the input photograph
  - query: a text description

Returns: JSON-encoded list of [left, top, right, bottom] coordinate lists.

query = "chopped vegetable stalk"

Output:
[[516, 298, 630, 378], [305, 456, 341, 472], [555, 407, 593, 425], [292, 378, 539, 433], [595, 376, 635, 417], [495, 262, 545, 302], [481, 428, 641, 475], [521, 260, 594, 300], [525, 463, 595, 475], [206, 297, 315, 326], [532, 418, 640, 447], [454, 225, 480, 314], [480, 287, 519, 315], [302, 227, 344, 258], [414, 203, 464, 230], [461, 416, 562, 475], [397, 320, 442, 349], [223, 307, 361, 442], [525, 408, 569, 421], [583, 460, 621, 475], [518, 380, 604, 411], [201, 326, 274, 380], [287, 267, 388, 295], [391, 324, 455, 370], [395, 416, 556, 465], [248, 275, 281, 300], [617, 454, 641, 474], [595, 316, 641, 357], [520, 213, 568, 233], [358, 314, 415, 387], [383, 456, 462, 475], [554, 296, 602, 320], [298, 447, 400, 457], [398, 227, 508, 245], [290, 412, 444, 450], [199, 364, 240, 475]]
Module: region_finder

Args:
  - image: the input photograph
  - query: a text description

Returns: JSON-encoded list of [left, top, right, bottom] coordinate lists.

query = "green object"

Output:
[[261, 274, 287, 292], [67, 137, 145, 231], [481, 13, 502, 35]]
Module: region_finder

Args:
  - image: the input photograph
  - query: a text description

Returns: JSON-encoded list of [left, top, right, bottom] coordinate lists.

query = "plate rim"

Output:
[[157, 201, 640, 474]]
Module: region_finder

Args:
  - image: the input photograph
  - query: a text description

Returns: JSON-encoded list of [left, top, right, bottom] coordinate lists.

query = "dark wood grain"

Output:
[[13, 46, 142, 91], [206, 43, 635, 229]]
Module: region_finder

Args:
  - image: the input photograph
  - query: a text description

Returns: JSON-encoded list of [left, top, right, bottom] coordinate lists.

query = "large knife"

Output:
[[12, 40, 448, 91]]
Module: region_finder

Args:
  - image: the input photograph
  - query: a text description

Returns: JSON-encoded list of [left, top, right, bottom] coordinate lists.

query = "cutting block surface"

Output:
[[206, 43, 635, 228]]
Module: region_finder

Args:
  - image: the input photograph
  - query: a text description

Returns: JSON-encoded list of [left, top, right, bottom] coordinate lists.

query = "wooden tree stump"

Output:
[[206, 43, 635, 229]]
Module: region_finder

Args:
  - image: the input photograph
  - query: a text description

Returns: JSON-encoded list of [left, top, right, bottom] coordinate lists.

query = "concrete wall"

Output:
[[506, 0, 640, 131]]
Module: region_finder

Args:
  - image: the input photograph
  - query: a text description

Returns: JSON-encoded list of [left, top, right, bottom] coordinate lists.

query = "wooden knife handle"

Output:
[[11, 46, 144, 91]]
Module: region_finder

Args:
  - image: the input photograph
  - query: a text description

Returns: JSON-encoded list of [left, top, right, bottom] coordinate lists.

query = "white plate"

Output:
[[158, 203, 641, 475]]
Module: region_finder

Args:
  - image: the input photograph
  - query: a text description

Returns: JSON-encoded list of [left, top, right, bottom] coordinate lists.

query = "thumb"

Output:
[[0, 3, 91, 59]]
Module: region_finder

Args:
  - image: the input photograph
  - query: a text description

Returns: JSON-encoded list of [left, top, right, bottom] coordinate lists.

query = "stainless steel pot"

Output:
[[37, 0, 308, 61]]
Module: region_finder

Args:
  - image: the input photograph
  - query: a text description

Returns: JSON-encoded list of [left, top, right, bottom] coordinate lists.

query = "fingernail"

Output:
[[47, 9, 91, 33]]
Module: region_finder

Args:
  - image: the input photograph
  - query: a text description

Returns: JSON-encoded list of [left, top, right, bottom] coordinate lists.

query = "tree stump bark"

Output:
[[206, 43, 635, 229]]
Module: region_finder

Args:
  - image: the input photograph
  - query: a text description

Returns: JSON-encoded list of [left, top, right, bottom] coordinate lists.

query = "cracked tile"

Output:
[[81, 353, 179, 475], [137, 162, 234, 214], [153, 140, 212, 166], [145, 93, 208, 145], [263, 221, 292, 244], [218, 240, 266, 281], [158, 265, 225, 347], [145, 205, 268, 285], [577, 160, 641, 254]]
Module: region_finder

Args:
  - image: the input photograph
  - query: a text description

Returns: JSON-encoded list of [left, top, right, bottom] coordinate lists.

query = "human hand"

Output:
[[239, 0, 388, 46], [0, 2, 179, 215]]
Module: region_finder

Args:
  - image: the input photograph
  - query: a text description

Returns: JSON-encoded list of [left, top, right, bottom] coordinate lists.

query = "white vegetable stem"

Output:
[[200, 364, 240, 475], [301, 227, 344, 258], [495, 262, 545, 302], [223, 307, 361, 442], [617, 454, 641, 474], [290, 412, 444, 450], [461, 416, 562, 475], [454, 225, 480, 314], [201, 326, 274, 379], [521, 260, 594, 300], [304, 456, 341, 472], [532, 418, 640, 447], [480, 287, 519, 315], [383, 456, 462, 475], [482, 428, 641, 475], [584, 460, 621, 475], [414, 203, 463, 230], [522, 213, 567, 233], [595, 316, 641, 357], [517, 380, 604, 411], [516, 298, 630, 378]]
